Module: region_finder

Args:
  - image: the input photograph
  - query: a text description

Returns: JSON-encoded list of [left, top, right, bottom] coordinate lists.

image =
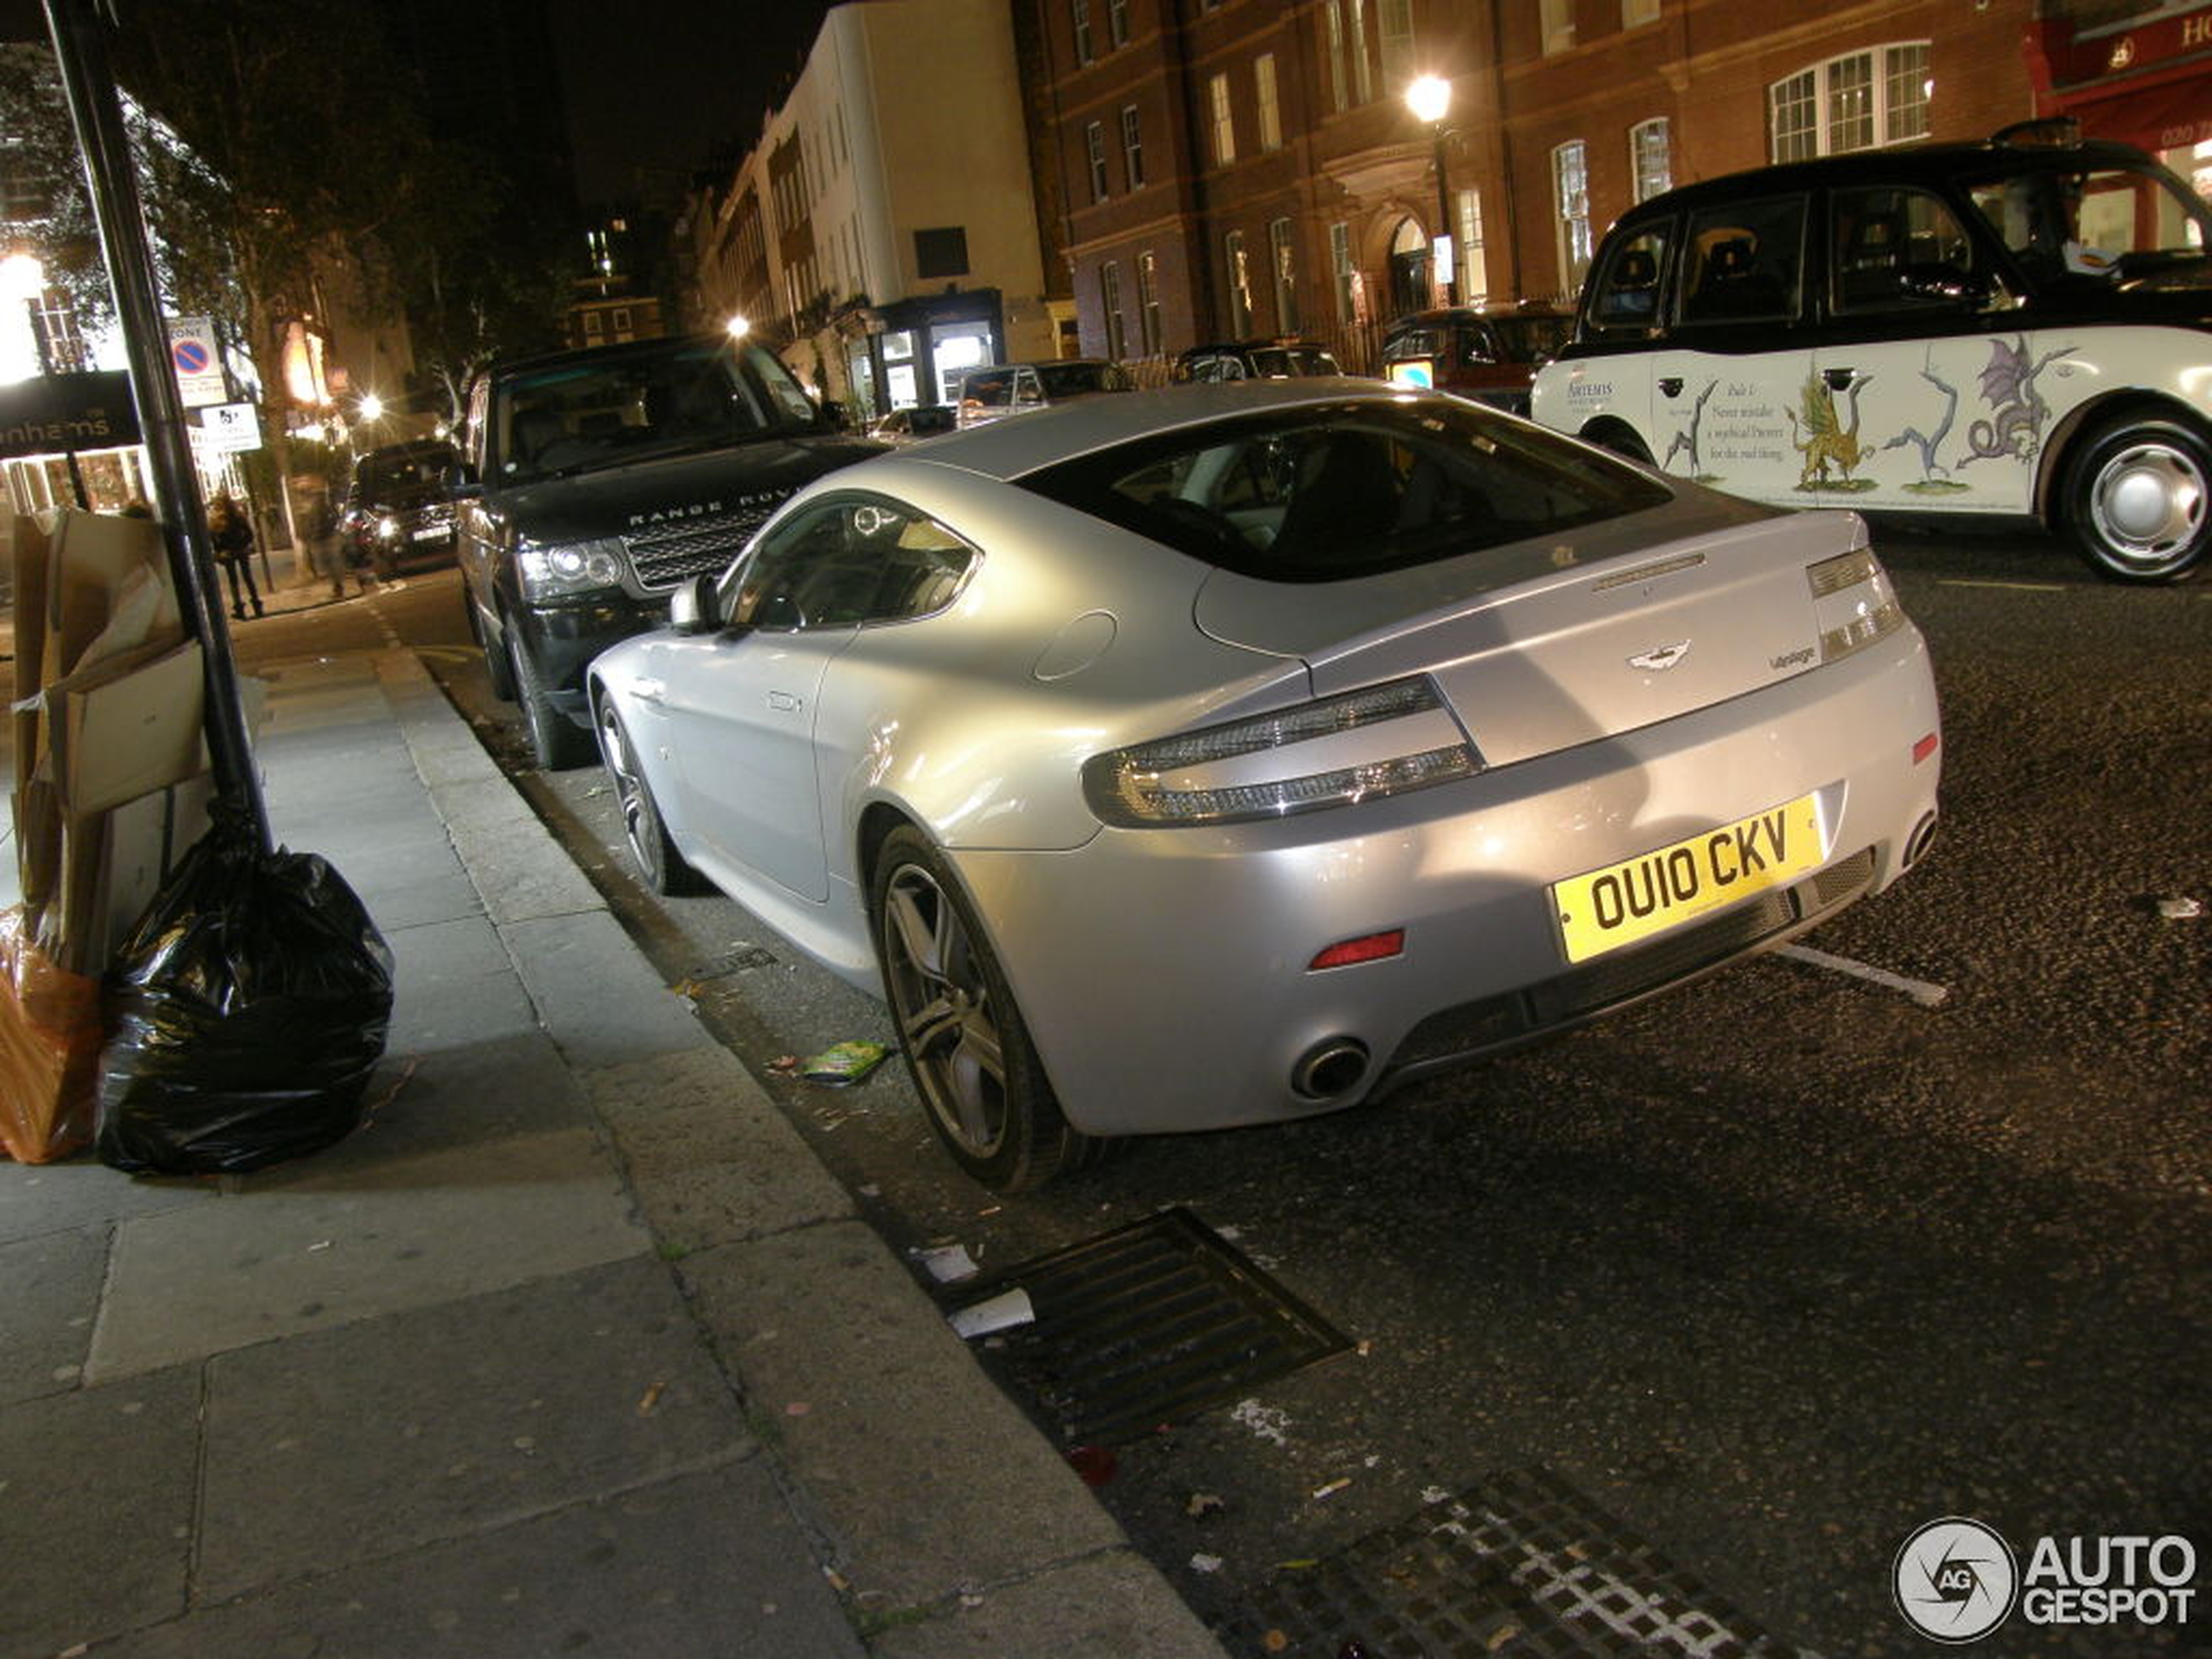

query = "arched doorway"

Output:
[[1387, 216, 1433, 318]]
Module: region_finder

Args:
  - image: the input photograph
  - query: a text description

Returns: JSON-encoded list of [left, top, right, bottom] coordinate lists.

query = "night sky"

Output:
[[550, 0, 836, 207]]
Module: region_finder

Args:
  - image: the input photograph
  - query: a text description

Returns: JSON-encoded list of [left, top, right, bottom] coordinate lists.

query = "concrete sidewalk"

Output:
[[0, 643, 1226, 1658]]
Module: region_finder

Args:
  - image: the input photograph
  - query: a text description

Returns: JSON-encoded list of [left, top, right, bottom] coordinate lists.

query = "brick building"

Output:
[[1032, 0, 2068, 373]]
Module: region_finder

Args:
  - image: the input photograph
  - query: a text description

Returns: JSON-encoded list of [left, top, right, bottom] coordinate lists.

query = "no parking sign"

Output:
[[166, 314, 224, 408]]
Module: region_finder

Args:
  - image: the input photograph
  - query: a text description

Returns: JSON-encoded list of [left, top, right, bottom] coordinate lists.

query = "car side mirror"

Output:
[[818, 398, 846, 432], [1898, 263, 1993, 306], [446, 460, 482, 499], [669, 572, 719, 634]]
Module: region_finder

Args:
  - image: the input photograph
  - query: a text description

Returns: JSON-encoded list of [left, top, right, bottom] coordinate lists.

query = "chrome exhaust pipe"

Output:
[[1291, 1037, 1370, 1101], [1903, 812, 1939, 869]]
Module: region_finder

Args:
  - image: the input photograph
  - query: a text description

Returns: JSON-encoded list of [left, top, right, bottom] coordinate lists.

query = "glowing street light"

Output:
[[358, 391, 385, 422], [725, 314, 751, 341], [1405, 75, 1457, 305]]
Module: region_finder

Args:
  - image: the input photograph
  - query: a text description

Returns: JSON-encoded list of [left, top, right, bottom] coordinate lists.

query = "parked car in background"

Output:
[[342, 438, 460, 578], [955, 359, 1133, 428], [452, 331, 882, 768], [588, 380, 1940, 1190], [869, 404, 956, 443], [1531, 123, 2212, 583], [1173, 338, 1344, 381], [1379, 304, 1572, 415]]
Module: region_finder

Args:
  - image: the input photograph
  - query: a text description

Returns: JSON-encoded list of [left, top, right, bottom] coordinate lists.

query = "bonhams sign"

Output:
[[0, 371, 140, 460]]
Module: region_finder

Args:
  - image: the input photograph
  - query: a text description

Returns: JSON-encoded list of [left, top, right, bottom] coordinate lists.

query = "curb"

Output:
[[372, 648, 1229, 1656]]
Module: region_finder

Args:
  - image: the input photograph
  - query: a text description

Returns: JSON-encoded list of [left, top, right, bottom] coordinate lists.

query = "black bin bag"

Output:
[[97, 814, 395, 1175]]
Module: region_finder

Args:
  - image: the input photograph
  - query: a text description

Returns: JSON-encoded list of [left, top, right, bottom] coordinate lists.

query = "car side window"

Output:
[[1587, 226, 1670, 334], [1831, 186, 1978, 314], [723, 496, 975, 631], [1678, 197, 1805, 327]]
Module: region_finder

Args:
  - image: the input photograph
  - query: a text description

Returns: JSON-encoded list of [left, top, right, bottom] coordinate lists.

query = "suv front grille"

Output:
[[623, 502, 783, 590]]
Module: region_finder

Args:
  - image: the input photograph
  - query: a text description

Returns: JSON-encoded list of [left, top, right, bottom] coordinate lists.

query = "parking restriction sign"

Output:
[[167, 314, 225, 408]]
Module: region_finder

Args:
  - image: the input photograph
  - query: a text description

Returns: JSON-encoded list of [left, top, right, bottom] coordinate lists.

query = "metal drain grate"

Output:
[[1223, 1467, 1807, 1658], [946, 1207, 1352, 1446]]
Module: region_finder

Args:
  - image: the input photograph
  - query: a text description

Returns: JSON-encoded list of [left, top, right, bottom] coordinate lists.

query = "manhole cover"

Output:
[[1224, 1467, 1807, 1657], [946, 1207, 1352, 1446]]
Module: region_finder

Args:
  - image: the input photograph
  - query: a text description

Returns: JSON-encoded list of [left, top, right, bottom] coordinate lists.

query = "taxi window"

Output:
[[1588, 226, 1669, 334], [1678, 197, 1805, 327], [1831, 186, 1979, 314]]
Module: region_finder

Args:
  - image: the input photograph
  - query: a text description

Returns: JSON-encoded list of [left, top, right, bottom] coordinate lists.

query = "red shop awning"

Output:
[[2050, 70, 2212, 152]]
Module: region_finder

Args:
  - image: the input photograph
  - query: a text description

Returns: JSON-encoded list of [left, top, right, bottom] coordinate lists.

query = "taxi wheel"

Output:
[[2066, 416, 2212, 584], [869, 825, 1100, 1192]]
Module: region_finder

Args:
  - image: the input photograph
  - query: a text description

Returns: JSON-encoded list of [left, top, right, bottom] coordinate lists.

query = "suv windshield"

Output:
[[494, 341, 816, 482], [1020, 399, 1671, 582], [1963, 158, 2212, 283], [1035, 361, 1133, 397], [356, 442, 455, 501]]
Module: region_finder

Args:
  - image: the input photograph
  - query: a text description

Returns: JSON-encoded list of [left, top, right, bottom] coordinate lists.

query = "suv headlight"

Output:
[[516, 536, 628, 602]]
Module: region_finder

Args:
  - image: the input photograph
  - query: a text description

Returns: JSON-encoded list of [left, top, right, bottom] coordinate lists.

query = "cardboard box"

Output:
[[55, 772, 214, 975], [48, 638, 206, 818]]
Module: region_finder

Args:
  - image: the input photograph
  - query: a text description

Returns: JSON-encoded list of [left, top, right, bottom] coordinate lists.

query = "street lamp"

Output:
[[725, 313, 751, 341], [1405, 75, 1456, 306]]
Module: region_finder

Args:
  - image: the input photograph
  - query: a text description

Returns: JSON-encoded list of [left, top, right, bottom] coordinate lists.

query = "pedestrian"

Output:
[[307, 481, 351, 599], [207, 490, 264, 619]]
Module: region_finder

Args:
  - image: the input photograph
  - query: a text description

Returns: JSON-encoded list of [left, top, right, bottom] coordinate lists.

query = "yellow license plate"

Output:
[[1552, 793, 1827, 965]]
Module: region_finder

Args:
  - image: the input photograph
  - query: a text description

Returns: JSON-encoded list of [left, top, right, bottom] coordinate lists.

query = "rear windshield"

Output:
[[1250, 346, 1342, 377], [1018, 398, 1672, 582], [494, 340, 816, 482], [1036, 361, 1133, 397]]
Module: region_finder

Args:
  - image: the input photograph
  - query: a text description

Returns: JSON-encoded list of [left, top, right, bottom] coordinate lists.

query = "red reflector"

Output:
[[1912, 732, 1939, 765], [1309, 929, 1405, 971]]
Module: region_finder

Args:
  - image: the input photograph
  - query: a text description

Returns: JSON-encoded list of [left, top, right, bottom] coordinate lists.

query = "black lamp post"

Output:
[[1406, 75, 1456, 307]]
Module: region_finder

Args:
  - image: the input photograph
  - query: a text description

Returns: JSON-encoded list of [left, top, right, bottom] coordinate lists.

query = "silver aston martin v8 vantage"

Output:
[[587, 381, 1942, 1190]]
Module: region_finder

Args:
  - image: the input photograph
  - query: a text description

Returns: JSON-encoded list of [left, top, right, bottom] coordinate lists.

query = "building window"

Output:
[[1109, 0, 1130, 48], [1379, 0, 1414, 88], [915, 226, 969, 278], [1324, 1, 1349, 113], [1074, 0, 1093, 64], [1269, 217, 1300, 333], [1210, 72, 1237, 165], [1225, 230, 1253, 334], [1349, 0, 1373, 104], [1086, 122, 1109, 201], [1101, 260, 1126, 360], [1122, 105, 1145, 187], [1541, 0, 1575, 56], [1454, 187, 1487, 299], [1630, 117, 1672, 202], [1552, 139, 1592, 293], [1770, 43, 1932, 162], [1256, 55, 1283, 152], [1137, 250, 1162, 355], [1622, 0, 1661, 24], [1331, 220, 1357, 323]]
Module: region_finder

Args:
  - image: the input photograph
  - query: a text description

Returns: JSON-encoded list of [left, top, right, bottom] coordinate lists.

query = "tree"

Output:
[[0, 1, 575, 498]]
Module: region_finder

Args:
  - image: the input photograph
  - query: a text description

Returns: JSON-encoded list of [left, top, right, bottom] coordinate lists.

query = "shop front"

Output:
[[2028, 5, 2212, 172], [840, 290, 1005, 422]]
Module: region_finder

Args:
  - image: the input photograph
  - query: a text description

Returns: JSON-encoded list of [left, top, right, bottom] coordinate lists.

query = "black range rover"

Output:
[[454, 334, 882, 766]]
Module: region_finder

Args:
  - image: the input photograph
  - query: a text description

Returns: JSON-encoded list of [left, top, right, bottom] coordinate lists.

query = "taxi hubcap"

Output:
[[2092, 442, 2204, 567]]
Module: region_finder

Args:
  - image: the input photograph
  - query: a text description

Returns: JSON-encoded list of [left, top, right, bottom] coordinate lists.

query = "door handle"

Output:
[[1658, 377, 1683, 398], [766, 691, 803, 712], [1824, 367, 1857, 391]]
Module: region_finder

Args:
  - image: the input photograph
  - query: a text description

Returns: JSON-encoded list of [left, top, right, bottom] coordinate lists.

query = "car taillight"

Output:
[[1082, 676, 1481, 828], [1807, 544, 1905, 664]]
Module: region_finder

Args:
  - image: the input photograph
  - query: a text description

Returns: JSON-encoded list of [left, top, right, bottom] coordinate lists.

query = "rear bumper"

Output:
[[946, 624, 1940, 1138]]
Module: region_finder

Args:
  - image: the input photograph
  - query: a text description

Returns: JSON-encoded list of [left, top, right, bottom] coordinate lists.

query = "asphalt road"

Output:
[[241, 530, 2209, 1658]]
